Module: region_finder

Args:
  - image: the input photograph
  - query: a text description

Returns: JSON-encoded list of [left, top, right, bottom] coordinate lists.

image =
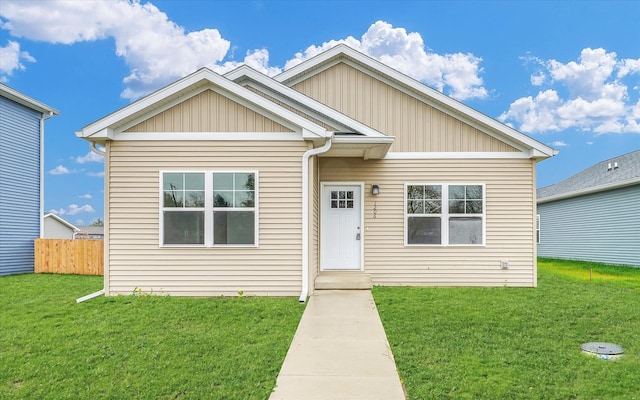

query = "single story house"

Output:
[[537, 150, 640, 267], [43, 213, 80, 239], [75, 225, 105, 240], [0, 83, 58, 276], [76, 45, 556, 299]]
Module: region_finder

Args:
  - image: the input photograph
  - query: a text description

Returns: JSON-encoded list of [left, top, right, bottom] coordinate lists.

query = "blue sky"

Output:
[[1, 0, 639, 225]]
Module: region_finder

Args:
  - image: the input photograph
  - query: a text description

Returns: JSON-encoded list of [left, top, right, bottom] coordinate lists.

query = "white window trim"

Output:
[[536, 214, 541, 244], [404, 182, 486, 247], [159, 170, 259, 248]]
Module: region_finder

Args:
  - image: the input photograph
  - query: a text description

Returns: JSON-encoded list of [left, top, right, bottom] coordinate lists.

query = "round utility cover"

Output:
[[581, 342, 624, 360]]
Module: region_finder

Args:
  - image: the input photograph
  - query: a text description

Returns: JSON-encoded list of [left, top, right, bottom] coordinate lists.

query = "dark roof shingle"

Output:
[[537, 149, 640, 201]]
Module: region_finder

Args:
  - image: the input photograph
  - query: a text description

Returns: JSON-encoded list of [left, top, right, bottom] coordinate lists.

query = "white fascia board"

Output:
[[226, 65, 387, 138], [332, 135, 394, 145], [384, 151, 533, 159], [537, 177, 640, 204], [115, 132, 304, 141], [78, 68, 327, 140], [0, 83, 60, 115], [275, 44, 556, 158]]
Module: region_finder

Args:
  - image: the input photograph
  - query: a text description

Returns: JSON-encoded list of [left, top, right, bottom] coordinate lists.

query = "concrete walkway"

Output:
[[269, 290, 406, 400]]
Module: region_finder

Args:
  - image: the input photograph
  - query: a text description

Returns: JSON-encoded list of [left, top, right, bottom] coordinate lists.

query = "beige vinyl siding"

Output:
[[106, 140, 306, 296], [293, 63, 517, 153], [125, 89, 293, 133], [319, 157, 537, 287]]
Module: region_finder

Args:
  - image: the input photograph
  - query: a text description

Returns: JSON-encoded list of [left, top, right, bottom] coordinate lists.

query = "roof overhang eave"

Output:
[[537, 177, 640, 204], [321, 135, 395, 159]]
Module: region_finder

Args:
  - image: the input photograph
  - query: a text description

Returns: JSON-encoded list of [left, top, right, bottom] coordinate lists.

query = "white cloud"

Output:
[[76, 151, 104, 163], [284, 21, 487, 100], [1, 2, 487, 101], [530, 72, 546, 86], [501, 48, 640, 134], [0, 40, 35, 80], [49, 165, 70, 175], [586, 141, 594, 145], [551, 140, 568, 147], [87, 171, 105, 177], [1, 0, 231, 99], [49, 204, 94, 216], [79, 194, 92, 199]]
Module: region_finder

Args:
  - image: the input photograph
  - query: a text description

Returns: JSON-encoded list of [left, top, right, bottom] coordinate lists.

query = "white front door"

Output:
[[321, 184, 362, 270]]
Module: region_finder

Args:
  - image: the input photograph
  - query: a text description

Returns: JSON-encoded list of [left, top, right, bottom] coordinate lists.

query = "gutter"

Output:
[[299, 135, 333, 302]]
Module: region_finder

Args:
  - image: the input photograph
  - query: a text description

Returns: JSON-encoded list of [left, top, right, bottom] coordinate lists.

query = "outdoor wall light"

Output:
[[371, 184, 380, 195]]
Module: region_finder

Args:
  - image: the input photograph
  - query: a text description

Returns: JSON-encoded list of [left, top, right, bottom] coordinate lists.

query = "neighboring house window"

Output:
[[406, 183, 484, 246], [161, 171, 257, 246], [536, 214, 540, 244]]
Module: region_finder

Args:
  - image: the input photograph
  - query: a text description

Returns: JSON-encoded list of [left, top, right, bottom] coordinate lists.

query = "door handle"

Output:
[[356, 227, 361, 240]]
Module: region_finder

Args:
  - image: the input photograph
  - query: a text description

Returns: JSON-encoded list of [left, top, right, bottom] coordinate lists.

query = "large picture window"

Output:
[[161, 171, 257, 246], [406, 183, 484, 246]]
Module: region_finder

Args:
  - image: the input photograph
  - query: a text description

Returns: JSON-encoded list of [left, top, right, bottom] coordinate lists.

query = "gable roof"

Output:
[[225, 64, 394, 158], [225, 65, 389, 138], [44, 213, 80, 231], [275, 44, 556, 159], [0, 83, 59, 115], [76, 68, 329, 142], [537, 149, 640, 203]]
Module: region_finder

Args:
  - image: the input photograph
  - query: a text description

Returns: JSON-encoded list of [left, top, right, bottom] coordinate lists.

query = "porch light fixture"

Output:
[[371, 184, 380, 195]]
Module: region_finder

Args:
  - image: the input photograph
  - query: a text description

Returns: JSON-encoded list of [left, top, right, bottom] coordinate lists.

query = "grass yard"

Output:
[[0, 274, 305, 400], [374, 259, 640, 399]]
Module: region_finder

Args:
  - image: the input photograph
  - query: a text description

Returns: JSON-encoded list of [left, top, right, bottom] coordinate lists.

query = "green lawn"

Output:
[[374, 259, 640, 399], [0, 274, 305, 400]]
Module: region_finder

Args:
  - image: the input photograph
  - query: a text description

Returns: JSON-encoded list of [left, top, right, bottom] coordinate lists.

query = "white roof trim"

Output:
[[76, 68, 327, 141], [44, 213, 80, 231], [537, 176, 640, 204], [0, 83, 59, 115], [275, 44, 556, 159], [225, 65, 388, 138]]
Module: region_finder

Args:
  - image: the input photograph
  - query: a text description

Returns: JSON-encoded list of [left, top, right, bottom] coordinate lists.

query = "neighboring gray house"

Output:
[[537, 150, 640, 267], [0, 83, 59, 275], [43, 213, 80, 239], [75, 225, 104, 240]]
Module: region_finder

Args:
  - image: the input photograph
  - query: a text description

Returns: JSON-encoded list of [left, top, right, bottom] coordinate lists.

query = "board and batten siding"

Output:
[[125, 89, 294, 133], [319, 157, 538, 286], [106, 140, 309, 296], [538, 185, 640, 267], [0, 96, 41, 275], [292, 63, 518, 153]]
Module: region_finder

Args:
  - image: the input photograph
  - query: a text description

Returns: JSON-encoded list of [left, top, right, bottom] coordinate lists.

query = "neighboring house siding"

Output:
[[125, 89, 294, 133], [320, 157, 537, 286], [106, 140, 308, 296], [292, 63, 517, 153], [538, 185, 640, 267], [0, 96, 41, 275], [43, 218, 75, 239]]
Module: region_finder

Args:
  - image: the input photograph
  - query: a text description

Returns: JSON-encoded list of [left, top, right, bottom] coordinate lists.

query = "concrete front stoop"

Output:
[[314, 272, 373, 290]]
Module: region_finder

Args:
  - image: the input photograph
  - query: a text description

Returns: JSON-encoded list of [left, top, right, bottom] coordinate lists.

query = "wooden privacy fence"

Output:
[[35, 239, 103, 275]]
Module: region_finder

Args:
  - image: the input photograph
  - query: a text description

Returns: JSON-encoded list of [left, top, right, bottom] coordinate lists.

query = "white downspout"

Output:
[[90, 142, 106, 156], [39, 112, 54, 238], [76, 141, 107, 303], [299, 135, 333, 302]]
